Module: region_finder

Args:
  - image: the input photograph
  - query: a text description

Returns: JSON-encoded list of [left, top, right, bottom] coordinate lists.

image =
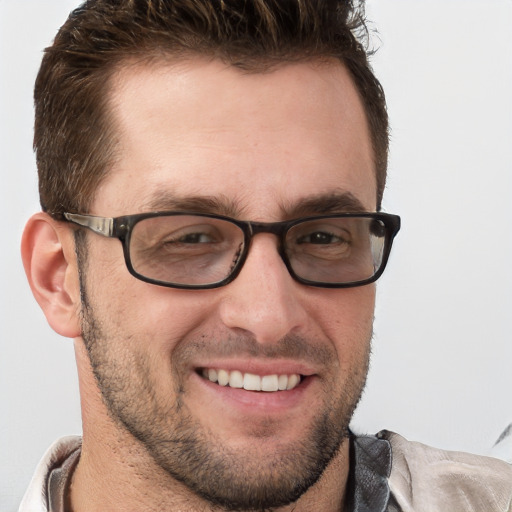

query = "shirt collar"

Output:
[[25, 433, 393, 511]]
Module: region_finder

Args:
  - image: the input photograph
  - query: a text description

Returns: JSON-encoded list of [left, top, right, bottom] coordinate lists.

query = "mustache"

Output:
[[175, 332, 335, 367]]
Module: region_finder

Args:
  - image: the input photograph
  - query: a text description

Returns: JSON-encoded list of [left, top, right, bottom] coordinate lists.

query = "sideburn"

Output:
[[73, 229, 93, 343]]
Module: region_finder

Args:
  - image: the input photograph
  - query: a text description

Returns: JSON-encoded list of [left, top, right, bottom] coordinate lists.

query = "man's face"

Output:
[[79, 58, 377, 509]]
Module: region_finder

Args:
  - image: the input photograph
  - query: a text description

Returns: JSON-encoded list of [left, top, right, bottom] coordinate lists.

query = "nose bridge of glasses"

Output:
[[240, 220, 290, 271], [245, 220, 290, 256], [247, 220, 288, 238]]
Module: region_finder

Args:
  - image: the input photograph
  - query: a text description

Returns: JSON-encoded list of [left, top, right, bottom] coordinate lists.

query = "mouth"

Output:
[[199, 368, 302, 392]]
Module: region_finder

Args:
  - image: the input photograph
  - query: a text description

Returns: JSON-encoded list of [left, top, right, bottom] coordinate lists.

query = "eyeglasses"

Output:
[[63, 211, 400, 289]]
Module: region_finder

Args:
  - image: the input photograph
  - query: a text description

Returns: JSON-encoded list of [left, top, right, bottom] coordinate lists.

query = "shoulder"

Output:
[[380, 430, 512, 512], [19, 436, 82, 512]]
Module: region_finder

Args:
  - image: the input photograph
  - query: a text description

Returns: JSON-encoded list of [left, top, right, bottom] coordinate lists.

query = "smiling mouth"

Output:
[[200, 368, 303, 392]]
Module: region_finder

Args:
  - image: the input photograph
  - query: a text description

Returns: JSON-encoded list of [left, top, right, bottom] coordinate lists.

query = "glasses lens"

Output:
[[286, 216, 387, 284], [129, 215, 245, 286]]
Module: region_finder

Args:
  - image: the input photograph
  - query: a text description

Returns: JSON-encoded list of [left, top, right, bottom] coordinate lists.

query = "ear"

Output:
[[21, 212, 82, 338]]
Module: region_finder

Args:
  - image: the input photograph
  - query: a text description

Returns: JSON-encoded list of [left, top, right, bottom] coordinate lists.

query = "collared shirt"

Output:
[[19, 432, 512, 512], [19, 436, 81, 512]]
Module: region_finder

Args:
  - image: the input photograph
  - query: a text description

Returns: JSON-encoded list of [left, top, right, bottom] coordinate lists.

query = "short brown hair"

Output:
[[35, 0, 388, 216]]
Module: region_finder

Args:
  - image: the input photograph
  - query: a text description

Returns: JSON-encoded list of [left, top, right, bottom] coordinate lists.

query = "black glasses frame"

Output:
[[64, 211, 401, 290]]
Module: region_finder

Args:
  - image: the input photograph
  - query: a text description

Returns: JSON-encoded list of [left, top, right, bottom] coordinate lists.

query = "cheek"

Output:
[[86, 261, 220, 355], [333, 285, 375, 327], [310, 286, 375, 363]]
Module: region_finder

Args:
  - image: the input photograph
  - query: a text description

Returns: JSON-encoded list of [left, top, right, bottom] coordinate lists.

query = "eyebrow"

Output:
[[142, 193, 243, 217], [279, 191, 368, 218], [142, 190, 368, 220]]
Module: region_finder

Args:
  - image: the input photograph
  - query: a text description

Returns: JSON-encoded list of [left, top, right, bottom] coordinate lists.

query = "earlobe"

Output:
[[21, 212, 82, 338]]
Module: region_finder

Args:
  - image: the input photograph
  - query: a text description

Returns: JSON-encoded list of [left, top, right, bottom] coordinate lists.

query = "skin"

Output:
[[22, 58, 378, 511]]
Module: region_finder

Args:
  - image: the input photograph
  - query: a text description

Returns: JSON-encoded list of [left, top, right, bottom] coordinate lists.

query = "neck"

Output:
[[70, 435, 350, 512]]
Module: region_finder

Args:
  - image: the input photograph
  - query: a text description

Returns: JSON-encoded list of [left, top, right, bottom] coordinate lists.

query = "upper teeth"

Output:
[[202, 368, 301, 392]]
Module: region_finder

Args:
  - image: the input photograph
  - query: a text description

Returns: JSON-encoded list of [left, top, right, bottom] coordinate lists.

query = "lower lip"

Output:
[[194, 372, 314, 414]]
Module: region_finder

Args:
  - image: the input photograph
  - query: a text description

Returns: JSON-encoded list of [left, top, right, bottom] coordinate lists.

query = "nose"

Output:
[[219, 234, 308, 344]]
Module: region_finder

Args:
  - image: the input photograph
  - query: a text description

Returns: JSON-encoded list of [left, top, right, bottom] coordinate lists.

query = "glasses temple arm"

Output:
[[63, 213, 114, 237]]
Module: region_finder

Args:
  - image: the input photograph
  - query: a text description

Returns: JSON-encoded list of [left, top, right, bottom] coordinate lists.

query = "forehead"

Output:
[[95, 58, 376, 218]]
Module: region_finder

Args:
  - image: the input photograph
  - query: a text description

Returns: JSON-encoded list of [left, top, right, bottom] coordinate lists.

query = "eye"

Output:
[[174, 232, 215, 244], [158, 223, 223, 246], [297, 231, 345, 245]]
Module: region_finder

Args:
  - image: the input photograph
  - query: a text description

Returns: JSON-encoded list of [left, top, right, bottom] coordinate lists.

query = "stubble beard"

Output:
[[78, 268, 371, 511]]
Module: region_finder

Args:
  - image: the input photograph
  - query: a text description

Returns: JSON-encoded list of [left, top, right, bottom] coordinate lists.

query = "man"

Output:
[[19, 0, 512, 511]]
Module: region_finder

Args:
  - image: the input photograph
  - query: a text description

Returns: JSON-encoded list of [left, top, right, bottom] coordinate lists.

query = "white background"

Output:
[[1, 0, 511, 510]]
